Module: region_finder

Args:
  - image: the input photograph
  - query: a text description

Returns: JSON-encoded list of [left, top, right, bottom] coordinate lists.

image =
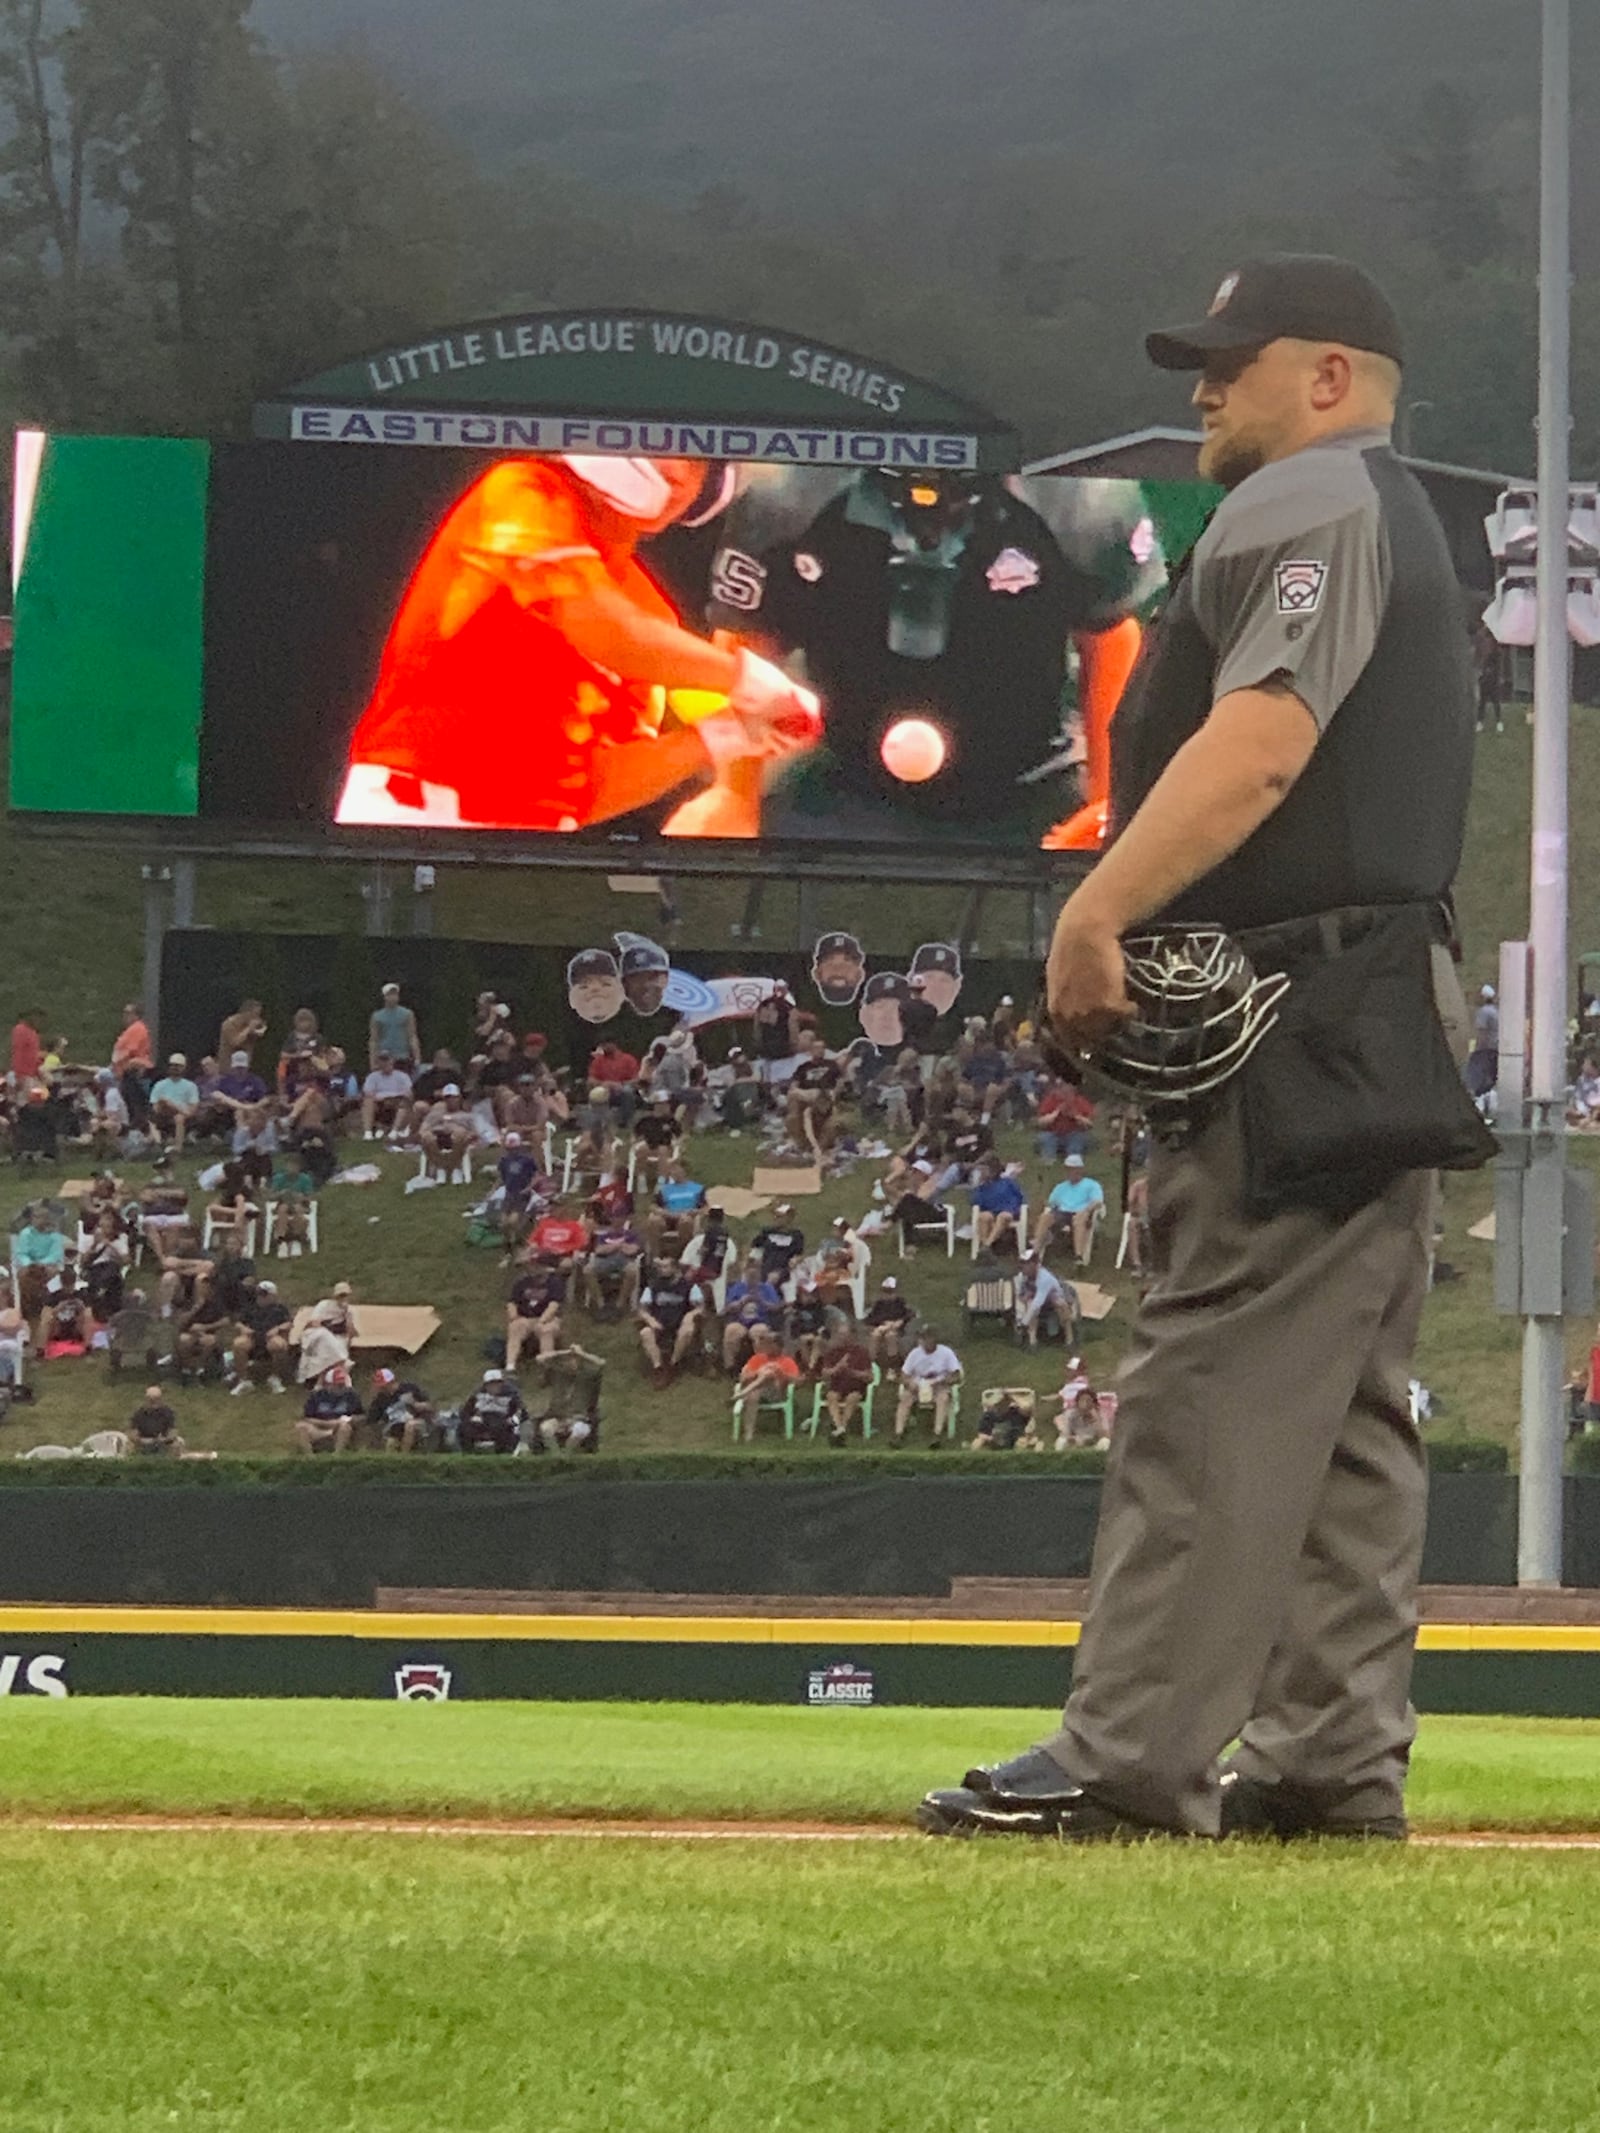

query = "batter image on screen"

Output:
[[705, 466, 1166, 846], [336, 453, 821, 832]]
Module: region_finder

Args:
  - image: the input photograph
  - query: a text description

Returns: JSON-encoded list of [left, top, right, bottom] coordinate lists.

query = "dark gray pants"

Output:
[[1044, 1083, 1435, 1835]]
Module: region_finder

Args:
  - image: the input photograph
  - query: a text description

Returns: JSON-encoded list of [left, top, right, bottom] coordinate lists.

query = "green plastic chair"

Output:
[[804, 1363, 881, 1441], [731, 1371, 798, 1441]]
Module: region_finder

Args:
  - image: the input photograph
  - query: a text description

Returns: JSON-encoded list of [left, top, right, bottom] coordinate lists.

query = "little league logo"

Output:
[[394, 1663, 452, 1702], [1274, 558, 1327, 616]]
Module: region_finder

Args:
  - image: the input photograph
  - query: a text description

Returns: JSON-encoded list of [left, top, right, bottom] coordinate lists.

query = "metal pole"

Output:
[[140, 864, 170, 1063], [170, 856, 197, 932], [1520, 0, 1571, 1585]]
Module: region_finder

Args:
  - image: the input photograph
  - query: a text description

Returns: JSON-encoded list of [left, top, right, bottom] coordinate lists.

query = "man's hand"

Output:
[[1045, 905, 1135, 1047]]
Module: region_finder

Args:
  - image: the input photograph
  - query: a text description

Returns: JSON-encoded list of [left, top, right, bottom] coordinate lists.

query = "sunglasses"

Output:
[[1198, 344, 1265, 387]]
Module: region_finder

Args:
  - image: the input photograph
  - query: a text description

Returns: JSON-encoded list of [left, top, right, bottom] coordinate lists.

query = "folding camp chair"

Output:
[[730, 1371, 798, 1441], [804, 1362, 881, 1441], [961, 1268, 1016, 1336], [897, 1202, 956, 1258]]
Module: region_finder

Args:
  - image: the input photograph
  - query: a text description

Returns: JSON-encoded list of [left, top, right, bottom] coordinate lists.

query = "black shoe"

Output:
[[1218, 1770, 1407, 1842], [828, 1428, 847, 1447], [917, 1747, 1146, 1841]]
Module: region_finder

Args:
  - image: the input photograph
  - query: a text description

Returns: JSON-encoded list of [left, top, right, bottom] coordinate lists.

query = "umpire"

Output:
[[922, 254, 1487, 1844]]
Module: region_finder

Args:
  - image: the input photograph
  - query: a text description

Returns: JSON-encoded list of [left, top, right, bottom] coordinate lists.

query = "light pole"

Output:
[[1520, 0, 1571, 1585]]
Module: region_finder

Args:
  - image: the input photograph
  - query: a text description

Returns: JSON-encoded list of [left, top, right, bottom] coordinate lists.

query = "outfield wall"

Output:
[[1, 1605, 1598, 1715], [2, 1474, 1595, 1608]]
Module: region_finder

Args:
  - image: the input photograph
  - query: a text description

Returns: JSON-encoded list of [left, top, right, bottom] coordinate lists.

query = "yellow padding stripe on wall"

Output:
[[0, 1607, 1598, 1652]]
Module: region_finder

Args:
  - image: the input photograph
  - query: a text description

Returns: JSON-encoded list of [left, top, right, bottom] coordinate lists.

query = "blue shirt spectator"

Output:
[[972, 1173, 1026, 1218]]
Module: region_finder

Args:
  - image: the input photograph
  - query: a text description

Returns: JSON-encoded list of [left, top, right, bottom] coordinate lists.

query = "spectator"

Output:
[[494, 1133, 544, 1248], [412, 1047, 466, 1107], [471, 991, 512, 1054], [418, 1084, 475, 1177], [129, 1384, 185, 1457], [1037, 1154, 1106, 1266], [646, 1158, 706, 1260], [751, 1204, 806, 1286], [175, 1280, 235, 1385], [80, 1208, 130, 1319], [362, 1054, 416, 1141], [1036, 1078, 1096, 1161], [9, 1011, 43, 1087], [970, 1158, 1027, 1256], [88, 1067, 130, 1152], [1014, 1251, 1074, 1350], [369, 983, 422, 1072], [972, 1388, 1042, 1451], [457, 1365, 528, 1454], [112, 1002, 154, 1127], [188, 1058, 236, 1144], [733, 1327, 801, 1441], [631, 1093, 680, 1191], [0, 1306, 29, 1404], [12, 1206, 66, 1321], [367, 1367, 437, 1452], [230, 1278, 292, 1394], [1059, 1384, 1113, 1450], [528, 1344, 605, 1452], [819, 1329, 874, 1444], [206, 1232, 257, 1320], [472, 1028, 525, 1134], [565, 1119, 611, 1199], [893, 1327, 963, 1445], [637, 1259, 707, 1385], [1466, 984, 1499, 1110], [786, 1275, 831, 1372], [718, 1051, 765, 1132], [1121, 1172, 1151, 1276], [588, 1039, 640, 1127], [525, 1204, 590, 1270], [588, 1163, 635, 1226], [506, 1260, 565, 1369], [721, 1257, 785, 1374], [296, 1363, 362, 1453], [148, 1053, 201, 1151], [583, 1213, 644, 1319], [784, 1035, 842, 1157], [38, 1275, 92, 1358], [864, 1276, 914, 1369], [679, 1205, 736, 1296], [107, 1288, 162, 1377], [753, 981, 800, 1083], [296, 1301, 351, 1386], [276, 1008, 324, 1099], [217, 997, 268, 1066], [899, 974, 940, 1059], [214, 1051, 269, 1120]]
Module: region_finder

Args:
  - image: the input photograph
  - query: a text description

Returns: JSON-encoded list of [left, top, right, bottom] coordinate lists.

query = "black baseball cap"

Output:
[[862, 971, 912, 1004], [567, 949, 618, 983], [1145, 254, 1404, 373], [813, 932, 863, 961], [909, 942, 961, 976], [619, 941, 669, 976]]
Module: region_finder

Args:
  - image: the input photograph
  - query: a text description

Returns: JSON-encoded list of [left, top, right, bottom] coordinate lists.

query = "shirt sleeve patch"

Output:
[[1273, 559, 1328, 615]]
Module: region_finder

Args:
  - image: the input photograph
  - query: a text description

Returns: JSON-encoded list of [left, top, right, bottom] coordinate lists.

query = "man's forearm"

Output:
[[1067, 686, 1316, 935]]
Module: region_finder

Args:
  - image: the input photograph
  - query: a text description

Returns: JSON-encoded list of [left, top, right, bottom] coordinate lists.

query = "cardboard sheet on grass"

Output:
[[290, 1304, 441, 1355], [1469, 1213, 1496, 1242], [706, 1186, 774, 1220], [750, 1165, 823, 1197], [1072, 1281, 1117, 1322]]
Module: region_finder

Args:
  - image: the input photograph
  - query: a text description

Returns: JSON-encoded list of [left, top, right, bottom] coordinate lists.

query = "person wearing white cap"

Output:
[[147, 1053, 201, 1150], [1037, 1154, 1106, 1267], [418, 1081, 475, 1180], [864, 1275, 914, 1370], [457, 1366, 529, 1455], [230, 1278, 293, 1395], [1465, 982, 1500, 1110]]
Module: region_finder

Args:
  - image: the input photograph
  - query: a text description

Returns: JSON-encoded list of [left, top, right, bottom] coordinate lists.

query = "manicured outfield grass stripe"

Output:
[[3, 1701, 1600, 1830], [1, 1833, 1599, 2133]]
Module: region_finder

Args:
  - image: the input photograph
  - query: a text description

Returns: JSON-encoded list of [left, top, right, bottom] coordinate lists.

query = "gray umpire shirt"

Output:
[[1107, 424, 1476, 932]]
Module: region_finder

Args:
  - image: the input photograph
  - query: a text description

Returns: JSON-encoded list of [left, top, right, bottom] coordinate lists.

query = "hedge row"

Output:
[[0, 1437, 1516, 1485]]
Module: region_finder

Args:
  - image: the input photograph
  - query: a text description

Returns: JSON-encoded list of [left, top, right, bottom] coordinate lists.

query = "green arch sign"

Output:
[[254, 307, 1018, 473]]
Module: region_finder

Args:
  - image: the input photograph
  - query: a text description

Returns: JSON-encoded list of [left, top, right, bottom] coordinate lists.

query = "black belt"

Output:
[[1233, 900, 1450, 975]]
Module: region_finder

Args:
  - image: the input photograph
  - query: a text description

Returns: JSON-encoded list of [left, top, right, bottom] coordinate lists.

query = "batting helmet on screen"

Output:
[[1047, 929, 1290, 1112]]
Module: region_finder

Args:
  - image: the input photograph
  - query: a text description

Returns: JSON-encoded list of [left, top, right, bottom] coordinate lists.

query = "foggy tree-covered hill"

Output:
[[246, 0, 1600, 469]]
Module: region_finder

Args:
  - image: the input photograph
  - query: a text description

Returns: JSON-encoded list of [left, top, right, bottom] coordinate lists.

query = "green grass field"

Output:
[[3, 1702, 1600, 2131], [4, 1700, 1600, 1831]]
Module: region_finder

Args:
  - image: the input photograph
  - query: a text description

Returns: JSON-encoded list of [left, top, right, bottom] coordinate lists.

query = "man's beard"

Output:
[[1198, 429, 1269, 491]]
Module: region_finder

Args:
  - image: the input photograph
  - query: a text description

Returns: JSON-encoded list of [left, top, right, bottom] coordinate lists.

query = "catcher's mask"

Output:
[[1055, 928, 1290, 1111]]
